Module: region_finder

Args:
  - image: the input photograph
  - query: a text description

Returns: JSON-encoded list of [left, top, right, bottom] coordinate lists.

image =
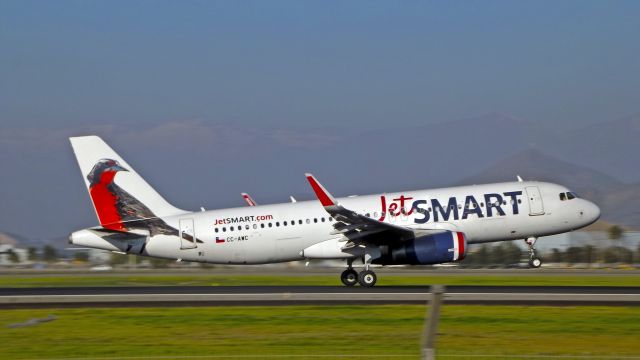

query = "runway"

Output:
[[0, 286, 638, 308]]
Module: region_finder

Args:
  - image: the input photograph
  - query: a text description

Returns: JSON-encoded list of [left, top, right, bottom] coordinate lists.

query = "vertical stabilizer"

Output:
[[70, 136, 186, 229]]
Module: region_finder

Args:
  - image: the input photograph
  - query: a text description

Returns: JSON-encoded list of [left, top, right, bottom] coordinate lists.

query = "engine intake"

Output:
[[375, 231, 467, 265]]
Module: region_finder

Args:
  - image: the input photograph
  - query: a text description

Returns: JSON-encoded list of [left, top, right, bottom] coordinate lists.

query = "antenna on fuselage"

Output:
[[517, 175, 524, 182]]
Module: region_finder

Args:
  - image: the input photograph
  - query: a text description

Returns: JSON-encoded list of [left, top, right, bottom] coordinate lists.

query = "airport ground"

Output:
[[0, 268, 638, 359], [0, 267, 639, 287], [0, 305, 638, 359]]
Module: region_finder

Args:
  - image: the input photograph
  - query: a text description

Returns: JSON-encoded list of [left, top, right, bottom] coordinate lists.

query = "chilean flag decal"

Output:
[[216, 237, 225, 244]]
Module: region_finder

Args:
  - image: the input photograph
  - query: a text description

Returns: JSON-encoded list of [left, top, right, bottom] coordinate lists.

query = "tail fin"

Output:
[[70, 136, 186, 229]]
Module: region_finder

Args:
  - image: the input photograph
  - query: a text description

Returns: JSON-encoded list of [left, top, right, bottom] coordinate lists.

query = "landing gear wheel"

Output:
[[530, 257, 542, 268], [524, 237, 541, 269], [340, 269, 358, 286], [358, 270, 377, 287]]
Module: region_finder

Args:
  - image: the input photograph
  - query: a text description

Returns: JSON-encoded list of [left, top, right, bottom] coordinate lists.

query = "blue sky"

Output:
[[1, 1, 640, 239], [2, 0, 639, 130]]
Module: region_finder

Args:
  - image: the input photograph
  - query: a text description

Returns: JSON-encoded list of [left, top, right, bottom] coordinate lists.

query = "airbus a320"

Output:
[[69, 136, 600, 287]]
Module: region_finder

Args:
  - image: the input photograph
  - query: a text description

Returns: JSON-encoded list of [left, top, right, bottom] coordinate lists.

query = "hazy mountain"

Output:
[[460, 149, 624, 193], [1, 112, 639, 242], [547, 114, 640, 182]]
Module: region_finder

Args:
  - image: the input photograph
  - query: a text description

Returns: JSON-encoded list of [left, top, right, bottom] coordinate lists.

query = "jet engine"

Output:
[[375, 231, 467, 265]]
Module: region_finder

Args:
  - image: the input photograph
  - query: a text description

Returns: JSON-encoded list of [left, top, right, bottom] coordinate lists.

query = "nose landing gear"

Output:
[[525, 237, 542, 268]]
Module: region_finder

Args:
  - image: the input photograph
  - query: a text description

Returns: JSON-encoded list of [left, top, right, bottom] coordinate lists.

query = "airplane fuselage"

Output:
[[71, 180, 600, 265]]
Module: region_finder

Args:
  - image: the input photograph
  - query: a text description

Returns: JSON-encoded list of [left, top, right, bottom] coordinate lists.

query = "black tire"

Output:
[[529, 258, 542, 268], [358, 270, 377, 287], [340, 269, 358, 286]]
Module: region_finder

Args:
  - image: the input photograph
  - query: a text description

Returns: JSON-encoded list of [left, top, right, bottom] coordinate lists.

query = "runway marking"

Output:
[[2, 292, 639, 297]]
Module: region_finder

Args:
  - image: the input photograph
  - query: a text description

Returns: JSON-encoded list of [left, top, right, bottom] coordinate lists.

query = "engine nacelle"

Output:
[[375, 231, 467, 265]]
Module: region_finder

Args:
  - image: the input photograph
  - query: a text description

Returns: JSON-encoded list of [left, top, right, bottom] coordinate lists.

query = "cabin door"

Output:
[[525, 186, 545, 216], [179, 218, 198, 249]]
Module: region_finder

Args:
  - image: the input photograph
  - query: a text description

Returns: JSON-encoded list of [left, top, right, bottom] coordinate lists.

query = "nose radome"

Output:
[[584, 201, 601, 225]]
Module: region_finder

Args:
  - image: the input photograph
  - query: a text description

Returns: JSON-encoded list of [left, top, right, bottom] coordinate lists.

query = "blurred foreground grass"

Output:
[[0, 271, 638, 287], [0, 305, 638, 359]]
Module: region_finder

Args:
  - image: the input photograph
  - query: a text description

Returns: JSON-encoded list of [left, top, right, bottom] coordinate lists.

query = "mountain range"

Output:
[[1, 112, 638, 245]]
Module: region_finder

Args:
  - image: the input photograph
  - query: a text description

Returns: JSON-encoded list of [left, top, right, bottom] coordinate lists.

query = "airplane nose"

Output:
[[583, 201, 601, 225]]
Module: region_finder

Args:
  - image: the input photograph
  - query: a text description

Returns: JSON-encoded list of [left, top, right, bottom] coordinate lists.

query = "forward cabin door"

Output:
[[179, 218, 197, 249], [525, 186, 545, 216]]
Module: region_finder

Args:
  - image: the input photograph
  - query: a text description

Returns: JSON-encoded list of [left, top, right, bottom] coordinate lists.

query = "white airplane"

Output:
[[69, 136, 600, 287]]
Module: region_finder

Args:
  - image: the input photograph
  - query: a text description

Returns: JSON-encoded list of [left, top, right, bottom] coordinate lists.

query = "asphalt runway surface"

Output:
[[0, 285, 638, 308]]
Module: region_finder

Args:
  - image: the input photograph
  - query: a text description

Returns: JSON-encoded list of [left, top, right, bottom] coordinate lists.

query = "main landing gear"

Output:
[[340, 259, 358, 287], [341, 266, 377, 287], [340, 251, 379, 287], [525, 237, 542, 268]]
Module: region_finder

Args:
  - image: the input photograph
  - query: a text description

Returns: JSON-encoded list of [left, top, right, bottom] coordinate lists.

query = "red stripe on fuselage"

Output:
[[89, 171, 126, 231]]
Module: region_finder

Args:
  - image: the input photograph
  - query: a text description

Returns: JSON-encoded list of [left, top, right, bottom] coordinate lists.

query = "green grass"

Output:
[[0, 305, 638, 359], [0, 272, 638, 287]]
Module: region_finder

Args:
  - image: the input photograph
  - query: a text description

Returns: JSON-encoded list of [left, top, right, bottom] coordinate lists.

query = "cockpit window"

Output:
[[560, 192, 579, 201]]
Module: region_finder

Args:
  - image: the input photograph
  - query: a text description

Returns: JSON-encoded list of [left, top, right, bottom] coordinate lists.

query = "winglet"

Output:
[[289, 196, 297, 203], [305, 173, 337, 207], [241, 193, 257, 206]]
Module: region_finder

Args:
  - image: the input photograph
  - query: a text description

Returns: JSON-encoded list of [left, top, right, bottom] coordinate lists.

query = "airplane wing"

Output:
[[305, 173, 415, 245], [241, 193, 258, 206]]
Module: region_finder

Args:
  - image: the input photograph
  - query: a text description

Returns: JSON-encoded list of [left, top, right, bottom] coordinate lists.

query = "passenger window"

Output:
[[306, 219, 310, 224], [268, 223, 272, 228], [253, 224, 257, 229], [299, 220, 303, 225], [276, 222, 280, 227], [480, 203, 485, 207], [283, 221, 287, 226], [560, 193, 566, 201], [230, 226, 234, 231], [314, 218, 318, 223], [222, 227, 226, 232], [215, 228, 219, 233], [321, 217, 325, 222], [329, 217, 333, 222], [245, 225, 250, 230], [517, 199, 522, 204], [261, 223, 265, 228]]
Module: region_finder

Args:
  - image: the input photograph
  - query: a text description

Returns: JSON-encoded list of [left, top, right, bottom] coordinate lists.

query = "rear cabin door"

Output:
[[525, 186, 545, 216], [179, 218, 197, 249]]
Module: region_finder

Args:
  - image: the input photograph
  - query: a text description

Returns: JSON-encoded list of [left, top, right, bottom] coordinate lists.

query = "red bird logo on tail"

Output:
[[87, 159, 202, 243]]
